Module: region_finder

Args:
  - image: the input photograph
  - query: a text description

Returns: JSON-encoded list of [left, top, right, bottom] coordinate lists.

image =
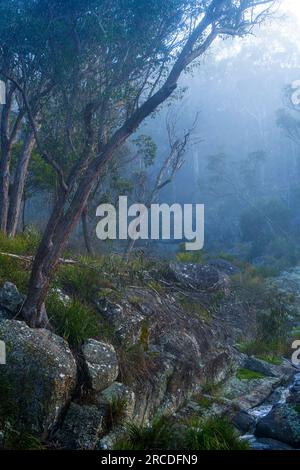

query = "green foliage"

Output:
[[128, 296, 142, 308], [147, 280, 164, 294], [256, 354, 282, 365], [0, 228, 40, 255], [0, 230, 42, 293], [194, 395, 212, 409], [114, 415, 248, 450], [46, 294, 99, 347], [294, 405, 300, 415], [176, 250, 205, 263], [55, 262, 102, 302], [201, 380, 222, 397], [236, 368, 265, 380], [183, 416, 249, 450]]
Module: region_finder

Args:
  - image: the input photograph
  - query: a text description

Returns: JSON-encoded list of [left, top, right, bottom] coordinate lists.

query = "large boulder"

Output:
[[169, 262, 228, 291], [58, 403, 104, 449], [0, 320, 77, 436], [82, 339, 119, 392], [255, 404, 300, 448]]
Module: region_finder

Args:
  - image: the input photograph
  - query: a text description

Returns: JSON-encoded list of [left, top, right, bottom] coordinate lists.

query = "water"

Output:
[[242, 369, 300, 449]]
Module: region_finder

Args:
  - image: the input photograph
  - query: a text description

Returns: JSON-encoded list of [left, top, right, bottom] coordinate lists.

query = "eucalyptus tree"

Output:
[[1, 0, 276, 327]]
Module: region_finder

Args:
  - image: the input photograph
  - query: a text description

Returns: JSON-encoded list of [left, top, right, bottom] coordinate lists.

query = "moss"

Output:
[[236, 368, 266, 380], [256, 354, 282, 365]]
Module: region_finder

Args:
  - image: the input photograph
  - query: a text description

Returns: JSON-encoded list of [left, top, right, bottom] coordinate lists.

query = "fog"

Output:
[[130, 0, 300, 266]]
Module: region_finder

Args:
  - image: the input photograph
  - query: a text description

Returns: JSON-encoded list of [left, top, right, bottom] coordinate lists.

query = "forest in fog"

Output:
[[1, 0, 300, 454]]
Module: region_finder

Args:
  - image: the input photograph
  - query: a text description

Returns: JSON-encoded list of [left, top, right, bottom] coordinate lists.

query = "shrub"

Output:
[[114, 416, 248, 450], [47, 294, 99, 347]]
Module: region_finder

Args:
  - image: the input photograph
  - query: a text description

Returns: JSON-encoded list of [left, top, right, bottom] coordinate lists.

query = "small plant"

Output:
[[128, 296, 142, 308], [183, 416, 249, 450], [106, 397, 128, 429], [201, 380, 222, 397], [47, 294, 99, 347], [147, 280, 164, 294], [114, 415, 248, 450], [194, 394, 212, 409], [236, 368, 265, 380], [176, 250, 204, 263]]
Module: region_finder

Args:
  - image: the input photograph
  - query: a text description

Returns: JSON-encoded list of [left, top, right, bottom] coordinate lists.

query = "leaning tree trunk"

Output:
[[7, 130, 35, 237], [21, 172, 96, 327]]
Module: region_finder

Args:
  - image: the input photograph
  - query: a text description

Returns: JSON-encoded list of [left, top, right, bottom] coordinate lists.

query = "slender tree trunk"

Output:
[[81, 206, 93, 255], [22, 192, 26, 232], [0, 96, 12, 233], [21, 177, 94, 327], [7, 130, 35, 237], [0, 143, 11, 233]]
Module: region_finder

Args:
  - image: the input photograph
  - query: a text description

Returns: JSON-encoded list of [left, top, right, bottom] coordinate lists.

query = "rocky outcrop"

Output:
[[255, 404, 300, 447], [82, 339, 119, 392], [168, 262, 229, 291], [0, 319, 77, 436]]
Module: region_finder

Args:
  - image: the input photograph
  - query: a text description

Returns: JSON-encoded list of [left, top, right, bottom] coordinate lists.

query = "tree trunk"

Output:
[[81, 206, 93, 255], [7, 130, 35, 237], [0, 143, 11, 233], [21, 179, 94, 327], [0, 96, 12, 233]]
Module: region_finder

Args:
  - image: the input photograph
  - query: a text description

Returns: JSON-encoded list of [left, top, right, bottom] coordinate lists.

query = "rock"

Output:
[[0, 282, 24, 315], [287, 391, 300, 404], [168, 262, 228, 291], [242, 356, 276, 378], [95, 297, 145, 345], [208, 259, 240, 275], [224, 375, 280, 409], [230, 410, 256, 433], [82, 339, 119, 392], [97, 382, 135, 420], [97, 426, 125, 450], [249, 437, 294, 450], [0, 320, 77, 436], [255, 404, 300, 447], [58, 403, 104, 449]]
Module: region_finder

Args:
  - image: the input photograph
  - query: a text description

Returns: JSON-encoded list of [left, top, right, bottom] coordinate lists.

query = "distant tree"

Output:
[[1, 0, 276, 327]]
